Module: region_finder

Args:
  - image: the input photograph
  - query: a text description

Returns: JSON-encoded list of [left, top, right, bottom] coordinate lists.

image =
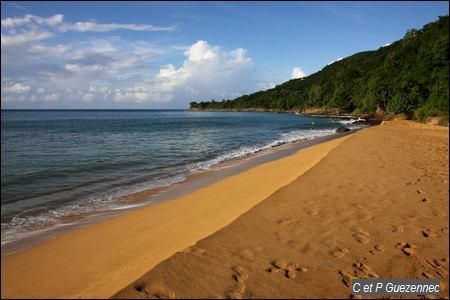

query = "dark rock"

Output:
[[336, 127, 350, 133], [353, 115, 383, 126]]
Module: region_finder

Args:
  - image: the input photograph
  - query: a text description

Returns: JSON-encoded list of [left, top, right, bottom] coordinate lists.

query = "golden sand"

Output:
[[1, 129, 351, 298], [112, 121, 449, 299], [2, 121, 448, 299]]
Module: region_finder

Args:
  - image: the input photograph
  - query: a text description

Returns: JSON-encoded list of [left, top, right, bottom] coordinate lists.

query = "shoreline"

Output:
[[1, 129, 354, 258], [1, 127, 354, 298], [189, 107, 380, 121], [113, 120, 449, 299]]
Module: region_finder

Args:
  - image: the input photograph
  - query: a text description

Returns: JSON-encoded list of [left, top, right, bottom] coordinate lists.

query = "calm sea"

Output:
[[1, 109, 362, 251]]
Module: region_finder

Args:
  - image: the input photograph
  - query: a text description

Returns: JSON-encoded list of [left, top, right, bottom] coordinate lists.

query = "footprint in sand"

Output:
[[359, 213, 374, 221], [133, 283, 147, 295], [392, 225, 405, 233], [267, 259, 307, 279], [432, 209, 446, 217], [304, 208, 320, 216], [232, 266, 249, 283], [298, 242, 318, 255], [424, 258, 449, 278], [277, 218, 300, 226], [396, 242, 416, 256], [417, 229, 437, 238], [227, 285, 246, 299], [134, 283, 176, 299], [369, 244, 386, 255], [275, 232, 290, 244], [287, 239, 303, 250], [338, 262, 379, 287], [350, 226, 370, 244], [227, 265, 250, 299], [330, 245, 349, 258], [415, 190, 433, 203], [238, 246, 262, 260]]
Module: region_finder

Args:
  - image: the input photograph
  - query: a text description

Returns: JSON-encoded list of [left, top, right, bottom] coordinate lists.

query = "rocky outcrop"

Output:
[[336, 127, 350, 133]]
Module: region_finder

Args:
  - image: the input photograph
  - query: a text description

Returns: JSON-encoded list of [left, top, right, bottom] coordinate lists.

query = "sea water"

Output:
[[1, 109, 363, 251]]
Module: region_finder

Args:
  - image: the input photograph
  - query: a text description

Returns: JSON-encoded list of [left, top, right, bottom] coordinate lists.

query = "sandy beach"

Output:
[[2, 121, 448, 299], [1, 127, 351, 298], [112, 120, 448, 299]]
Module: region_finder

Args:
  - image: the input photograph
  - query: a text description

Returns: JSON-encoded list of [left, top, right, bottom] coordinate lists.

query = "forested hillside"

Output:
[[190, 16, 448, 120]]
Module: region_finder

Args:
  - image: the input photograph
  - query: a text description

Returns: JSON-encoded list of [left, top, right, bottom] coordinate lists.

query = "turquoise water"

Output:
[[1, 109, 361, 246]]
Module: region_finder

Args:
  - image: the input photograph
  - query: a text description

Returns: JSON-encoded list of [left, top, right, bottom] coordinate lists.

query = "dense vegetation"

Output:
[[190, 16, 448, 121]]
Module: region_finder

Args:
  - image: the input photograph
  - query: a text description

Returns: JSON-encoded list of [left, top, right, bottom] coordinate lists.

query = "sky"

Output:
[[1, 1, 448, 109]]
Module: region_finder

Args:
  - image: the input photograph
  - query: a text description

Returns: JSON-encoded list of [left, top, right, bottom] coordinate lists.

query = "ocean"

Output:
[[1, 109, 363, 253]]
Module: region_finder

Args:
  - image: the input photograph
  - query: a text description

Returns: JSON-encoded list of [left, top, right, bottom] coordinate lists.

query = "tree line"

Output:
[[190, 16, 448, 121]]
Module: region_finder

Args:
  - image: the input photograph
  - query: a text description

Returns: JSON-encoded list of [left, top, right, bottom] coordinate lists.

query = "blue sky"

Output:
[[1, 1, 448, 109]]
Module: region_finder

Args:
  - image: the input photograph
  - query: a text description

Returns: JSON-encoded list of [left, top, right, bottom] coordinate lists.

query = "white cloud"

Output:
[[1, 14, 36, 27], [1, 14, 63, 27], [1, 14, 176, 46], [1, 30, 54, 45], [2, 82, 31, 93], [327, 57, 346, 66], [1, 12, 272, 108], [43, 93, 59, 102], [2, 96, 15, 102], [151, 40, 255, 104], [291, 66, 306, 79], [113, 85, 172, 104], [82, 93, 94, 102], [256, 81, 276, 91], [59, 22, 176, 33], [2, 39, 266, 107], [184, 40, 218, 61], [29, 44, 71, 56], [64, 63, 104, 73], [9, 2, 28, 11], [1, 13, 174, 32]]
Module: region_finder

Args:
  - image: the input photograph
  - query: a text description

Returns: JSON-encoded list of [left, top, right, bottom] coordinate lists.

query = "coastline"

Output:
[[1, 130, 353, 258], [112, 120, 449, 298], [1, 109, 359, 255], [1, 128, 353, 298]]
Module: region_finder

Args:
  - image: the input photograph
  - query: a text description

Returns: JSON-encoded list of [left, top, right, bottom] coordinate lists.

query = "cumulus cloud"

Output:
[[291, 66, 306, 79], [43, 93, 59, 102], [2, 82, 31, 93], [184, 40, 218, 61], [1, 37, 264, 107], [107, 40, 258, 105], [1, 12, 272, 108], [150, 40, 255, 105]]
